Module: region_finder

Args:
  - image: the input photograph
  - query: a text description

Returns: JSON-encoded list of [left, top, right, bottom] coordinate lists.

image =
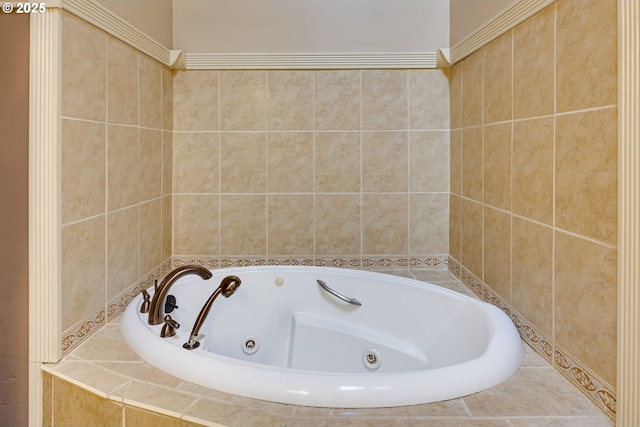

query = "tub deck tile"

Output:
[[463, 368, 604, 418], [44, 272, 614, 427]]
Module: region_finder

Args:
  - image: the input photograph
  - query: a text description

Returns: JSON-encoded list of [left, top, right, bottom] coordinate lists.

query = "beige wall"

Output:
[[450, 0, 515, 46], [172, 69, 450, 265], [95, 0, 173, 47], [0, 12, 29, 427], [59, 11, 173, 337], [450, 0, 617, 390], [173, 0, 449, 53]]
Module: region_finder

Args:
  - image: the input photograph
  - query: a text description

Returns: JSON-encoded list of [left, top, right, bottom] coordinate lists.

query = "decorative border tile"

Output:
[[554, 345, 617, 418], [447, 255, 616, 421], [61, 307, 106, 355], [173, 255, 449, 271]]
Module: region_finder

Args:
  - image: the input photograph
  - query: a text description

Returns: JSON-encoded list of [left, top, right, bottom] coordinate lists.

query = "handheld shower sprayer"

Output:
[[183, 275, 242, 350]]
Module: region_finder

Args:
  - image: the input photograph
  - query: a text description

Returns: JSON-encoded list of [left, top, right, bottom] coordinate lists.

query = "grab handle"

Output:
[[317, 280, 362, 306]]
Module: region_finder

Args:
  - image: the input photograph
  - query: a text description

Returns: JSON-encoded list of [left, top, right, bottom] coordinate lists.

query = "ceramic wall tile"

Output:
[[107, 38, 138, 125], [362, 194, 408, 255], [460, 198, 482, 279], [314, 70, 361, 130], [173, 70, 219, 131], [107, 207, 138, 300], [60, 15, 170, 337], [267, 71, 313, 130], [139, 128, 162, 201], [409, 131, 450, 192], [173, 132, 219, 193], [173, 195, 219, 256], [512, 117, 554, 225], [554, 231, 617, 386], [162, 131, 173, 196], [449, 195, 462, 262], [161, 195, 172, 262], [362, 131, 408, 192], [220, 195, 266, 256], [483, 31, 513, 124], [362, 70, 407, 130], [315, 194, 361, 256], [61, 119, 106, 224], [556, 0, 617, 113], [449, 64, 463, 130], [267, 132, 314, 193], [220, 71, 267, 131], [449, 130, 462, 196], [409, 69, 450, 130], [107, 124, 139, 210], [555, 108, 617, 245], [409, 193, 449, 255], [139, 199, 162, 276], [61, 12, 106, 121], [461, 126, 483, 202], [483, 206, 511, 302], [511, 216, 553, 335], [314, 132, 361, 193], [461, 51, 483, 127], [483, 123, 511, 210], [139, 53, 162, 129], [161, 66, 173, 131], [61, 216, 106, 330], [513, 4, 554, 119], [268, 194, 314, 256], [220, 132, 267, 193], [451, 0, 619, 414]]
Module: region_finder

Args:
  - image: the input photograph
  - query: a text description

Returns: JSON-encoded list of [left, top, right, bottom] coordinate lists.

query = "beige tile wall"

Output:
[[449, 0, 617, 395], [172, 69, 451, 265], [59, 12, 173, 337]]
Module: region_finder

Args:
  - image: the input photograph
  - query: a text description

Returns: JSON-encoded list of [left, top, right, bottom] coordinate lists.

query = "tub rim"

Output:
[[121, 265, 524, 408]]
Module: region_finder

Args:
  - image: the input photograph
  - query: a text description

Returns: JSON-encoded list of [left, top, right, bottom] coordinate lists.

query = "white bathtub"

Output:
[[121, 266, 523, 407]]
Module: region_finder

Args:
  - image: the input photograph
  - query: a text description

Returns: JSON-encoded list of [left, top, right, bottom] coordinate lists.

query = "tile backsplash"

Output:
[[59, 11, 173, 340], [171, 69, 451, 263], [449, 0, 618, 418]]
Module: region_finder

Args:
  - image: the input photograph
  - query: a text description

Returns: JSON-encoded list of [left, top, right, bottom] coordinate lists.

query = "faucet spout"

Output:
[[148, 265, 213, 325], [183, 275, 241, 350]]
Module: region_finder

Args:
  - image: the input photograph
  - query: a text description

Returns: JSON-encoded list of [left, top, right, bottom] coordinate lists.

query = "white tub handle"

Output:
[[317, 280, 362, 306]]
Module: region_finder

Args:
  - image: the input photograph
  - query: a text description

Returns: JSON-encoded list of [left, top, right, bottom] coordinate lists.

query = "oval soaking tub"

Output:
[[121, 266, 523, 408]]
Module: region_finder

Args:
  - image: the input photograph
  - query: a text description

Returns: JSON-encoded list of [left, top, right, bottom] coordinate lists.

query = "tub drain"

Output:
[[363, 349, 381, 370], [242, 335, 260, 355]]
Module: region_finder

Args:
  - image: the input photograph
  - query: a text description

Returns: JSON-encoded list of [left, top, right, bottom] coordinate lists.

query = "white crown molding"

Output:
[[61, 0, 171, 65], [450, 0, 556, 65], [54, 0, 554, 70], [183, 52, 439, 70], [55, 0, 438, 70]]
